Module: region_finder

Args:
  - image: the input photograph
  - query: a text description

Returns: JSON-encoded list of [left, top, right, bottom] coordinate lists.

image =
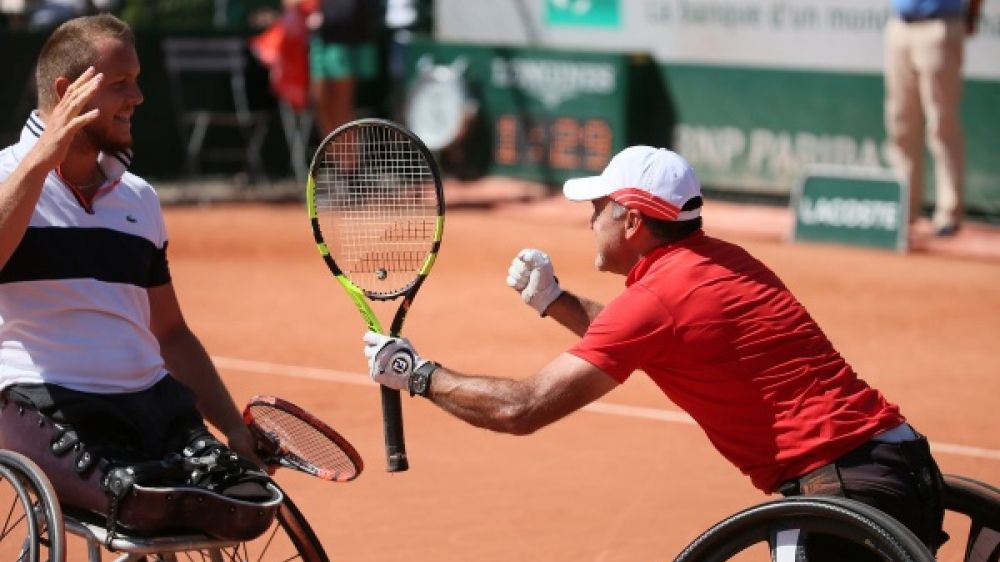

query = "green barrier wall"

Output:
[[430, 0, 1000, 219], [408, 40, 998, 219], [667, 65, 1000, 218]]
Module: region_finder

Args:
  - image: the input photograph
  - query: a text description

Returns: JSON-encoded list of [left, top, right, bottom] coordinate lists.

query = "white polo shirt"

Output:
[[0, 112, 170, 393]]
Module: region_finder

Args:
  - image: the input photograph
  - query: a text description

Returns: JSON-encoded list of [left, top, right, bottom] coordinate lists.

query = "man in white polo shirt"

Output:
[[0, 14, 267, 524]]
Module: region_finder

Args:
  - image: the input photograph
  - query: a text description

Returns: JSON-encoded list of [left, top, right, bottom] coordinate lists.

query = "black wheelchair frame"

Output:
[[673, 474, 1000, 562], [0, 449, 329, 562], [0, 444, 996, 562]]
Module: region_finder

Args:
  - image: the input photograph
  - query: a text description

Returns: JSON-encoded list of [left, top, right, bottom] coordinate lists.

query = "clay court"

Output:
[[160, 184, 998, 561]]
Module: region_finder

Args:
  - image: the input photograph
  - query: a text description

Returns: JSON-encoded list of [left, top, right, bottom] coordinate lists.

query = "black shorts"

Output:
[[781, 433, 948, 560], [4, 375, 212, 464]]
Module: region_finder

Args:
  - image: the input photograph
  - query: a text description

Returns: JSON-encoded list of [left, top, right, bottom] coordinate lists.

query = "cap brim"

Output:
[[563, 175, 613, 201]]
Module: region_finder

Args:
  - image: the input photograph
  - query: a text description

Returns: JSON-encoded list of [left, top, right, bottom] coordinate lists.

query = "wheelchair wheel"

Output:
[[942, 474, 1000, 562], [673, 495, 934, 562], [0, 450, 66, 562], [270, 492, 330, 562]]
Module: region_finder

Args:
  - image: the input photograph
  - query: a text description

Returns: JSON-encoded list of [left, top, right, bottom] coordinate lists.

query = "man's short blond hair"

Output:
[[35, 14, 135, 112]]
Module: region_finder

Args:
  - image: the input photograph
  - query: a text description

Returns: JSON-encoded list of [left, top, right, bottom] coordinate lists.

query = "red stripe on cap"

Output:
[[610, 188, 680, 221]]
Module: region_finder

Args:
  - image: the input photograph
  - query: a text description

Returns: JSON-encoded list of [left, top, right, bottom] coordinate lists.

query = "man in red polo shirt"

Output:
[[362, 146, 947, 559]]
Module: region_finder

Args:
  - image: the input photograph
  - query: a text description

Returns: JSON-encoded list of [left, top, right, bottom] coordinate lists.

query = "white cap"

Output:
[[563, 146, 702, 221]]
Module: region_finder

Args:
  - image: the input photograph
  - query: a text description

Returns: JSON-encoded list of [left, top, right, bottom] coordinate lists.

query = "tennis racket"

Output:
[[244, 395, 363, 482], [306, 118, 445, 472]]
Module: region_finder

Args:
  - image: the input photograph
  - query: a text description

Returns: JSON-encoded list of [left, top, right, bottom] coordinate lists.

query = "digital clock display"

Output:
[[494, 114, 614, 173]]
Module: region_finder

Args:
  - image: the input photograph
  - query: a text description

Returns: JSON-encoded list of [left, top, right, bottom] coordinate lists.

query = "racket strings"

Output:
[[313, 125, 439, 296], [249, 405, 360, 479]]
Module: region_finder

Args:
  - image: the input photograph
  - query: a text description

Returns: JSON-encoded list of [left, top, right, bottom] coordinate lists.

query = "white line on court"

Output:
[[213, 356, 1000, 462]]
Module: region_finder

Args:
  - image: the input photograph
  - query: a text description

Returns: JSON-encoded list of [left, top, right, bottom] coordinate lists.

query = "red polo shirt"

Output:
[[569, 232, 904, 493]]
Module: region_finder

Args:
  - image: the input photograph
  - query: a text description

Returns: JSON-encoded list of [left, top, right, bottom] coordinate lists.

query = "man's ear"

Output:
[[53, 76, 72, 101], [623, 208, 645, 239]]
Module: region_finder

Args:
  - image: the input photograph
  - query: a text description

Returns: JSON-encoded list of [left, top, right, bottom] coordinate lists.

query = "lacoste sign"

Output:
[[798, 197, 899, 230], [792, 167, 909, 252]]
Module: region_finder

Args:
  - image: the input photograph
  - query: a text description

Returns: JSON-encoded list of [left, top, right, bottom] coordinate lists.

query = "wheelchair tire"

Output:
[[0, 450, 66, 562], [943, 474, 1000, 529], [274, 492, 331, 562], [942, 474, 1000, 562], [673, 495, 934, 562]]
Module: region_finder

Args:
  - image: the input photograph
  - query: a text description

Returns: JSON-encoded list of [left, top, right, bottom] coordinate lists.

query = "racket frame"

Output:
[[305, 118, 445, 472], [244, 395, 364, 482]]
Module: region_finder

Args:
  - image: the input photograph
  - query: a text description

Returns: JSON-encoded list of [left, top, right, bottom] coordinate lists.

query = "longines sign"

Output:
[[491, 58, 617, 109]]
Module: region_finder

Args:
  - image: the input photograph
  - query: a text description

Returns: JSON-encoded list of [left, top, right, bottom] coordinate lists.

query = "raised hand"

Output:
[[28, 66, 103, 171], [506, 248, 563, 315]]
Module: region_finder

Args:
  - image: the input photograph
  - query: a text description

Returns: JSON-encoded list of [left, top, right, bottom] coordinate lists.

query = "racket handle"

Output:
[[380, 385, 409, 472]]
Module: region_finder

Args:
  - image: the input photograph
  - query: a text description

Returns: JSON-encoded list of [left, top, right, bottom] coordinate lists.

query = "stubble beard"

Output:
[[83, 121, 132, 154]]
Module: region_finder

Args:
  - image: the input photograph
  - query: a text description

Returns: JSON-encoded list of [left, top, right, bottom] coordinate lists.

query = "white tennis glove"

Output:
[[363, 331, 428, 391], [506, 248, 563, 316]]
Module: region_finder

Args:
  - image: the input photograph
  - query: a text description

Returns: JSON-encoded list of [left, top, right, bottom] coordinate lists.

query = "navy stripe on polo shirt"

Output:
[[0, 227, 169, 287]]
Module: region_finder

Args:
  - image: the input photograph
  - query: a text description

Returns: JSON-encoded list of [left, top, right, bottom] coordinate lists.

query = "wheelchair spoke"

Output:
[[253, 523, 281, 561], [1, 498, 27, 541], [222, 519, 304, 562]]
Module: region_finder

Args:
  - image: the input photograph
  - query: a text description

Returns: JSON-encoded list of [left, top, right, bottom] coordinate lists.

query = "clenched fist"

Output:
[[506, 249, 563, 316]]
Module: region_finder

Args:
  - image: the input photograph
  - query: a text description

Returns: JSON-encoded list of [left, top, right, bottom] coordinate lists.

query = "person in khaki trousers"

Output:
[[884, 0, 984, 236]]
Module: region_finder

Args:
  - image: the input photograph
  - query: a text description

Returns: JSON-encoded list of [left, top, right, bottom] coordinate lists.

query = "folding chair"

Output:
[[162, 37, 271, 181]]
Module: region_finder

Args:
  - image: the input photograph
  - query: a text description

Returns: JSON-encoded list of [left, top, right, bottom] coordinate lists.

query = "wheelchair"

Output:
[[0, 449, 329, 562], [673, 473, 1000, 562], [1, 446, 996, 562]]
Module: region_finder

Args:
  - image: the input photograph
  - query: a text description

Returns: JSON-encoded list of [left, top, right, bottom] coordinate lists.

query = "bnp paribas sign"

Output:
[[546, 0, 621, 27], [792, 167, 909, 252]]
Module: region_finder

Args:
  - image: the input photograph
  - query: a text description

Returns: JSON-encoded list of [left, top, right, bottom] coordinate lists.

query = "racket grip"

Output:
[[380, 385, 409, 472]]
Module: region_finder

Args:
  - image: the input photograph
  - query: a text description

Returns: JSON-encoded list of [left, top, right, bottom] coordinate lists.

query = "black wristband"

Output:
[[408, 361, 440, 398]]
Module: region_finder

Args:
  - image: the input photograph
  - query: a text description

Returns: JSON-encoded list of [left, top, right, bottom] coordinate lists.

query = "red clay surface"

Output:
[[161, 185, 999, 561]]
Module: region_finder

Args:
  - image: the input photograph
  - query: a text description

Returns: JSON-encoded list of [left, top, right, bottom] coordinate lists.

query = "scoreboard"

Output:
[[494, 115, 613, 174], [405, 40, 671, 184]]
